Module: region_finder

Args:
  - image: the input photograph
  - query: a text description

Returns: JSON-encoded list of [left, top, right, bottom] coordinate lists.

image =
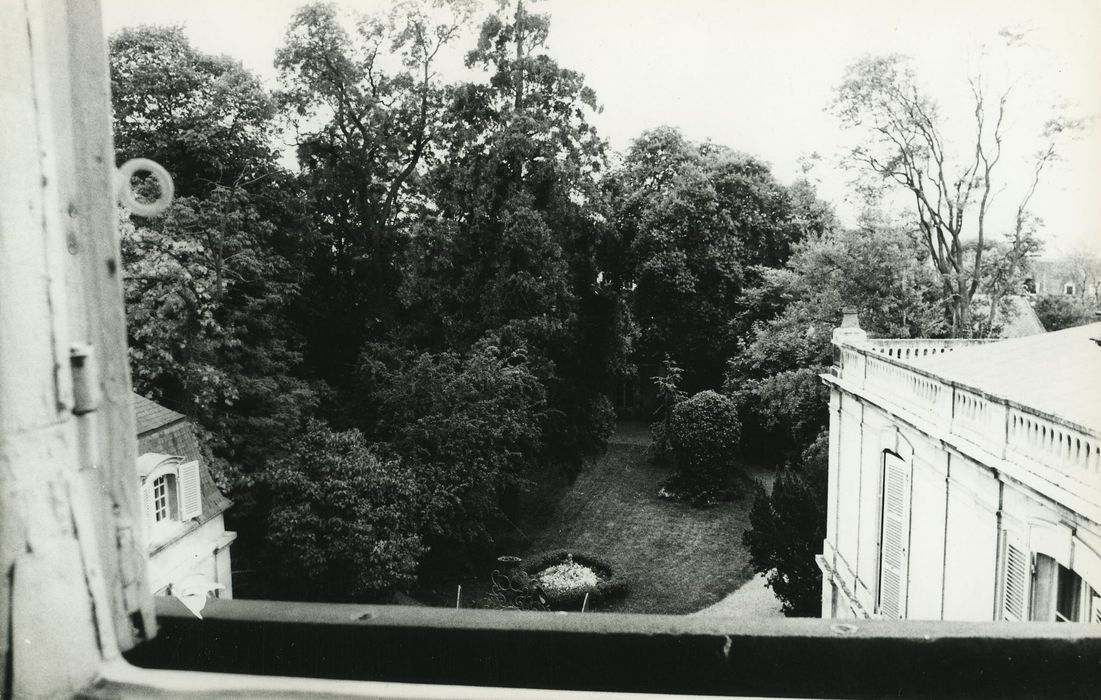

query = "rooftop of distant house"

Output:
[[132, 393, 231, 522]]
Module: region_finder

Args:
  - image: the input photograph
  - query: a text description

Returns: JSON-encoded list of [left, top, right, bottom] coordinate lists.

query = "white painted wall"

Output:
[[906, 450, 947, 620], [820, 381, 1101, 622], [148, 515, 235, 598]]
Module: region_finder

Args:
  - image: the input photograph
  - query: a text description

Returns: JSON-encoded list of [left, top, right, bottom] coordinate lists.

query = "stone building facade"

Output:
[[818, 317, 1101, 622]]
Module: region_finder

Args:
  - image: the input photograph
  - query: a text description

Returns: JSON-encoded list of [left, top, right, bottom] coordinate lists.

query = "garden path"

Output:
[[689, 573, 785, 618]]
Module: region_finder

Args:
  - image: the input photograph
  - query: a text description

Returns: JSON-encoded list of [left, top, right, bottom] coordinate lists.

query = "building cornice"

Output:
[[822, 370, 1101, 526]]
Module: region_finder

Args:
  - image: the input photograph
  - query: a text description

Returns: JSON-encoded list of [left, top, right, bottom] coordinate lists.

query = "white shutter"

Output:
[[1000, 533, 1031, 621], [141, 482, 154, 532], [177, 460, 203, 520], [878, 453, 911, 619], [1090, 594, 1101, 624]]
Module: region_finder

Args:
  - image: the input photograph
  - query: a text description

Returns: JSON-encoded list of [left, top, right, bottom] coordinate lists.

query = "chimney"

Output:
[[832, 307, 868, 347]]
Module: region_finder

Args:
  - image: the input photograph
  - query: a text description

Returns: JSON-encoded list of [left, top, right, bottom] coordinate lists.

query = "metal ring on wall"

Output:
[[117, 158, 174, 216]]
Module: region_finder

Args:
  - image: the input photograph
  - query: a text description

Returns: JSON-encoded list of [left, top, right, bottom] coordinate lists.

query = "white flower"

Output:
[[537, 556, 600, 595]]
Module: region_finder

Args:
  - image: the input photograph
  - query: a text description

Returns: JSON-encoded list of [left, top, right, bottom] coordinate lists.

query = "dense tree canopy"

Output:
[[113, 29, 320, 483], [264, 421, 425, 601], [729, 214, 946, 457], [358, 335, 546, 567], [275, 1, 474, 386], [110, 25, 278, 196], [399, 0, 622, 464], [115, 3, 1057, 610], [610, 127, 833, 393], [111, 10, 840, 602]]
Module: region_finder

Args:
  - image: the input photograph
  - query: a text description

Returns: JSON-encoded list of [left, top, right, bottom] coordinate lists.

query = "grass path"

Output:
[[523, 429, 764, 615]]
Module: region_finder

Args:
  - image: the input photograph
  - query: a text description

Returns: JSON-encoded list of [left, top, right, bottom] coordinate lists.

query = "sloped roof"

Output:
[[133, 393, 186, 435], [910, 323, 1101, 431], [132, 394, 232, 520], [996, 296, 1046, 338]]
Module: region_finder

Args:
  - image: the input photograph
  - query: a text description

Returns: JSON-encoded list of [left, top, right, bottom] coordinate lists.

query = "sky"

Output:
[[101, 0, 1101, 257]]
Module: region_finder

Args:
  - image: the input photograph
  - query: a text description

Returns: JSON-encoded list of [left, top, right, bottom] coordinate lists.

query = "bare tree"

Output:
[[833, 54, 1078, 335]]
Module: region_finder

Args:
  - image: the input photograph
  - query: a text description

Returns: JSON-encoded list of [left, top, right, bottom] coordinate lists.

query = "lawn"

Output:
[[521, 428, 765, 615]]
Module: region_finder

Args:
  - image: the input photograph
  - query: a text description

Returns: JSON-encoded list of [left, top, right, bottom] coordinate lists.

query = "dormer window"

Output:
[[139, 454, 203, 535], [151, 473, 177, 522]]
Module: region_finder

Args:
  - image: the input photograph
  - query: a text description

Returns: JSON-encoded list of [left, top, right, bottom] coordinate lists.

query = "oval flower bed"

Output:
[[519, 549, 628, 609]]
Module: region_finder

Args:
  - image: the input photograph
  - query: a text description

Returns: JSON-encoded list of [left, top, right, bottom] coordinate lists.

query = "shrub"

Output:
[[743, 430, 828, 616], [263, 420, 425, 602], [1033, 294, 1096, 331], [649, 355, 686, 458], [518, 549, 628, 609], [668, 390, 740, 497]]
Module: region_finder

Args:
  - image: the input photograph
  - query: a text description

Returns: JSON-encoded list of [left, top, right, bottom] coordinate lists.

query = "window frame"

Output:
[[6, 2, 1101, 698], [151, 474, 170, 523], [1034, 554, 1097, 623]]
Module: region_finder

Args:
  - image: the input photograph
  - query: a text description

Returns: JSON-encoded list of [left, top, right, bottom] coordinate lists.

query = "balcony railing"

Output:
[[112, 596, 1101, 699], [833, 341, 1101, 505], [864, 337, 997, 361]]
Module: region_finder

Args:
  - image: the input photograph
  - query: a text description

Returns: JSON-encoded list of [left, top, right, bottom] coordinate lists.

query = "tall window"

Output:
[[150, 473, 179, 523], [152, 475, 169, 522], [878, 451, 911, 619]]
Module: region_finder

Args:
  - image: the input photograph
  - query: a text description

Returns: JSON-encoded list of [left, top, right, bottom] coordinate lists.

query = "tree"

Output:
[[833, 54, 1079, 335], [649, 354, 686, 457], [667, 390, 740, 502], [358, 335, 546, 570], [743, 431, 828, 616], [727, 215, 946, 459], [275, 0, 474, 388], [400, 0, 622, 464], [971, 229, 1043, 336], [1033, 294, 1096, 331], [112, 29, 320, 480], [611, 127, 833, 393], [112, 27, 329, 601], [110, 26, 278, 197], [263, 421, 425, 601], [119, 187, 321, 476]]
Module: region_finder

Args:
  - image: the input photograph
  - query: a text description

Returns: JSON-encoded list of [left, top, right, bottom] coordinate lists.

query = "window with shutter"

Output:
[[1091, 594, 1101, 624], [878, 452, 911, 619], [177, 460, 203, 520], [1000, 534, 1031, 621]]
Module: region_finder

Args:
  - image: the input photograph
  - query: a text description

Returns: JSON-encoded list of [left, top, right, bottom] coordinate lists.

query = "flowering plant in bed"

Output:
[[519, 549, 628, 609]]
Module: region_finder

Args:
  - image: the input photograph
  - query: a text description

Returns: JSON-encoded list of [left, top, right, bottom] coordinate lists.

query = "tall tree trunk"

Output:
[[511, 0, 526, 191], [956, 278, 972, 337], [514, 0, 525, 114]]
